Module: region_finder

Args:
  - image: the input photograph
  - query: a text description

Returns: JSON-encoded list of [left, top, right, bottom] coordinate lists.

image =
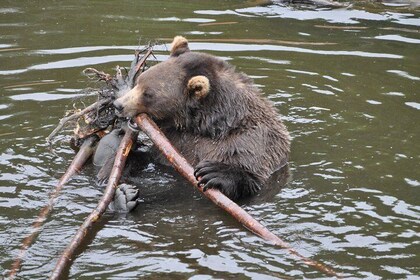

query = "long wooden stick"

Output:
[[8, 135, 98, 279], [49, 126, 138, 280], [135, 114, 339, 277]]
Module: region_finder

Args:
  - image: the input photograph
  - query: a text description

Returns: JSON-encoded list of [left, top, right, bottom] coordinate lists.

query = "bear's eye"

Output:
[[143, 90, 153, 99]]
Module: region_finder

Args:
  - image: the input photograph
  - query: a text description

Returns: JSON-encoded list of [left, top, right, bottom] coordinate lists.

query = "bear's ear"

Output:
[[187, 76, 210, 99], [170, 36, 190, 57]]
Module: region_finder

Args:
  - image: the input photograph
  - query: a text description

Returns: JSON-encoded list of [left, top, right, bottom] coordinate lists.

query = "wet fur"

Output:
[[114, 36, 290, 200]]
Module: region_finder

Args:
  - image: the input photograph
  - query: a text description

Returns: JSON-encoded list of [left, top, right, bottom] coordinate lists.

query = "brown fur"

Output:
[[114, 36, 290, 200]]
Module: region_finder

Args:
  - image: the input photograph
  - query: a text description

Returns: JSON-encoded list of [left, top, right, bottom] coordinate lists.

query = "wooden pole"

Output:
[[135, 114, 339, 277], [8, 135, 99, 279], [49, 126, 138, 280]]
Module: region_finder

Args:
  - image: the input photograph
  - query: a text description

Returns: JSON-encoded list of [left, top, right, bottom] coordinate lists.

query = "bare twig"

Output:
[[46, 98, 112, 146], [133, 49, 153, 79], [8, 135, 99, 279], [135, 114, 340, 277], [49, 126, 138, 280], [83, 68, 113, 83]]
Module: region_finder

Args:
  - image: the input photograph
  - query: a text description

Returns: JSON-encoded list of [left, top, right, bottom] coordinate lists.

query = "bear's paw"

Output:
[[194, 160, 261, 200]]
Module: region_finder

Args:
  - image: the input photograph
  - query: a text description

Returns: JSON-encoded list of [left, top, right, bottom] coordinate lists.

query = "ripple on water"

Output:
[[196, 6, 420, 26], [188, 42, 403, 59], [37, 45, 139, 54], [240, 56, 291, 65], [9, 92, 83, 101], [154, 17, 215, 23], [1, 1, 419, 278], [325, 84, 343, 92], [374, 34, 420, 44], [277, 187, 310, 199], [0, 69, 27, 75], [387, 70, 420, 81], [404, 178, 420, 187], [323, 75, 339, 82], [0, 8, 21, 14], [98, 223, 156, 243], [366, 100, 382, 105], [28, 55, 149, 70], [312, 89, 335, 95], [383, 91, 405, 96], [405, 102, 420, 110], [287, 69, 318, 76]]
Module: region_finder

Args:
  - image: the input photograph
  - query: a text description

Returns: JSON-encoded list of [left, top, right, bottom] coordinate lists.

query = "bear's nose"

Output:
[[113, 100, 124, 113]]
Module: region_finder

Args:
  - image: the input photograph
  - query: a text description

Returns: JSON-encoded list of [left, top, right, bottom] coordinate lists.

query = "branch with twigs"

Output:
[[45, 46, 154, 149]]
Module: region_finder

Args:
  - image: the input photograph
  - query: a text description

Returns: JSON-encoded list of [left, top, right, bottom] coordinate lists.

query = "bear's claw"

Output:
[[194, 160, 261, 200], [109, 184, 140, 213]]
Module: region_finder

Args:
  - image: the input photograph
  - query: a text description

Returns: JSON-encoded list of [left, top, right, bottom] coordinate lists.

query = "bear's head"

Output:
[[114, 36, 212, 121]]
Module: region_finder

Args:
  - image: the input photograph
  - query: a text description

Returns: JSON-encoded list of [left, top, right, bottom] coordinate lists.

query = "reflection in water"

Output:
[[387, 69, 420, 81], [0, 0, 419, 279]]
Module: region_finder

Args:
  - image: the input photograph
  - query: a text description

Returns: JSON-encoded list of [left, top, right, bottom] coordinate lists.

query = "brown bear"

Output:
[[113, 36, 290, 200]]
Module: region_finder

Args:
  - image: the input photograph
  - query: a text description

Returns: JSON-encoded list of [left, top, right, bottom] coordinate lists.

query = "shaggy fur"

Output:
[[114, 36, 290, 200]]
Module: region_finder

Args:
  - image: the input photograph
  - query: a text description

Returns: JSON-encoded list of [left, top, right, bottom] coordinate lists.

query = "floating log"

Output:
[[135, 113, 339, 277], [49, 126, 138, 280], [8, 135, 99, 279]]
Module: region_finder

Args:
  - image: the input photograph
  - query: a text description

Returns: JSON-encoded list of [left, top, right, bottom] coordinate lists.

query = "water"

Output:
[[1, 0, 419, 279]]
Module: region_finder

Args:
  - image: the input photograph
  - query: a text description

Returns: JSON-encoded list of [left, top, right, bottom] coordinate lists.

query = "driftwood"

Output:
[[8, 135, 99, 279], [135, 114, 339, 277], [49, 126, 138, 280]]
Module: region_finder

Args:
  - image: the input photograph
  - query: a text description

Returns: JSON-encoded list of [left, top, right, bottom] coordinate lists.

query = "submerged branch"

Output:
[[8, 135, 99, 279], [135, 114, 340, 277]]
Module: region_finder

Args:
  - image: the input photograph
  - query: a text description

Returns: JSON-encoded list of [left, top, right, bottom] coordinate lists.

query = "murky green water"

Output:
[[1, 0, 419, 279]]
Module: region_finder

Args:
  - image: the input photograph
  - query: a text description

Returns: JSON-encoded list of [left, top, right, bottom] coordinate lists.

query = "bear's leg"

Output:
[[194, 160, 261, 201], [93, 129, 123, 184]]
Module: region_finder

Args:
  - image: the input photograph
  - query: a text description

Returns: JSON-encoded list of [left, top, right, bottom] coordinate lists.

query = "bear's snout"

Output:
[[113, 100, 124, 115]]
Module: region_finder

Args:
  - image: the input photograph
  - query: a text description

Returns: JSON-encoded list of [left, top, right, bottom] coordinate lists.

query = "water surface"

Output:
[[0, 0, 419, 279]]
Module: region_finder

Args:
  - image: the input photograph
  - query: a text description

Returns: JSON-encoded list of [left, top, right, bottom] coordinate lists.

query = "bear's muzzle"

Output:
[[113, 100, 124, 117]]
